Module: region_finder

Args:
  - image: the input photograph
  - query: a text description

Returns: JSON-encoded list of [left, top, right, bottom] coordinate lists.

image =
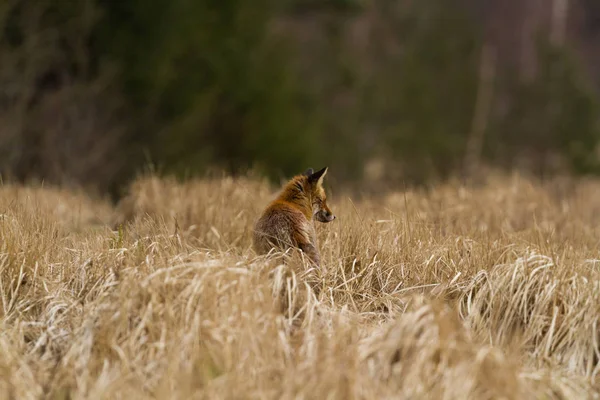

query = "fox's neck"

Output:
[[276, 179, 313, 220]]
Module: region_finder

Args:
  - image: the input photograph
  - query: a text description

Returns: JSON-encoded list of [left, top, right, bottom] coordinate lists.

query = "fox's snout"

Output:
[[315, 209, 335, 223]]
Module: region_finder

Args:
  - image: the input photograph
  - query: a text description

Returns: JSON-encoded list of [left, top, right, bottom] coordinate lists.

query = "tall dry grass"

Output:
[[1, 173, 600, 399]]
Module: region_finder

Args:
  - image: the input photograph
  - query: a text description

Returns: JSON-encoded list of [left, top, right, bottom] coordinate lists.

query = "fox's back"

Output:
[[253, 201, 314, 255]]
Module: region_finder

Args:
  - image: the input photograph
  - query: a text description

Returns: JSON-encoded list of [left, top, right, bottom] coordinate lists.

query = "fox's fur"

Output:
[[253, 167, 335, 267]]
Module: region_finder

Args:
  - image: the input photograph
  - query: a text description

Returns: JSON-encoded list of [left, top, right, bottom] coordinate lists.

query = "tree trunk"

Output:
[[464, 44, 497, 183]]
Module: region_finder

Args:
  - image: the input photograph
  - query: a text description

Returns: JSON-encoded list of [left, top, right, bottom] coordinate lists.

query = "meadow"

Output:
[[1, 172, 600, 399]]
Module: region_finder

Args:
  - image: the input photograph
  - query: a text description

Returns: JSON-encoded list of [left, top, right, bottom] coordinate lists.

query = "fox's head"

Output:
[[302, 167, 335, 223]]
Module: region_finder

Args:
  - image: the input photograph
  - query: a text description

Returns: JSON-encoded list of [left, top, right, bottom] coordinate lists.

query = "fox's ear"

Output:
[[308, 167, 328, 186], [303, 168, 314, 177]]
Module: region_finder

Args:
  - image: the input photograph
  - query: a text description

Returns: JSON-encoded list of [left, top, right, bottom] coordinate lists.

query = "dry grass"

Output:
[[1, 172, 600, 399]]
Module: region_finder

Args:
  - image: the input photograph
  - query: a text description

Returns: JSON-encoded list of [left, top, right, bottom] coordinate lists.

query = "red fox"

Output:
[[253, 167, 335, 267]]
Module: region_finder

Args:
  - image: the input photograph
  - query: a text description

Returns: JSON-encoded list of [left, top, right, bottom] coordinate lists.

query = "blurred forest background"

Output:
[[1, 0, 600, 199]]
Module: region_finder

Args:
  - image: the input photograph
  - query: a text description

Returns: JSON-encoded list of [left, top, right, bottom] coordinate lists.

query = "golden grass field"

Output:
[[1, 172, 600, 399]]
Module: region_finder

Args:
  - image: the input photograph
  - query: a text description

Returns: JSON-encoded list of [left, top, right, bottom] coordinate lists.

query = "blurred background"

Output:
[[1, 0, 600, 199]]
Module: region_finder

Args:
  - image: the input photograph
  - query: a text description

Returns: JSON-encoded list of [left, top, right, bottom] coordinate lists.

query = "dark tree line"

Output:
[[1, 0, 600, 198]]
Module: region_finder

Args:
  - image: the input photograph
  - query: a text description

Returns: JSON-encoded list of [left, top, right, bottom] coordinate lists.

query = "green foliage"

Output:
[[493, 40, 600, 175], [365, 1, 480, 182], [97, 0, 321, 181], [285, 0, 364, 14], [2, 0, 600, 193]]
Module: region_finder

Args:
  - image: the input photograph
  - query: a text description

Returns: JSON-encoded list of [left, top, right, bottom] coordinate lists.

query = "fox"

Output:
[[253, 167, 335, 267]]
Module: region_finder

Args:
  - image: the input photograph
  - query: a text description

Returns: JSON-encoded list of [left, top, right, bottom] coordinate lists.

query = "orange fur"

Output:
[[253, 168, 335, 267]]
